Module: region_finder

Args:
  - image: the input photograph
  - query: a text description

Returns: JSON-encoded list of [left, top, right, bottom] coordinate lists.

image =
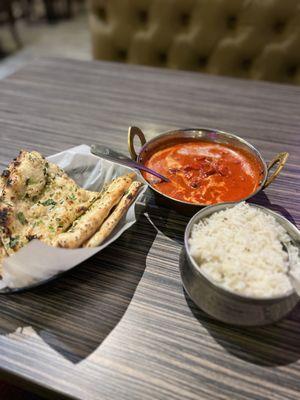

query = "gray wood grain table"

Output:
[[0, 58, 299, 400]]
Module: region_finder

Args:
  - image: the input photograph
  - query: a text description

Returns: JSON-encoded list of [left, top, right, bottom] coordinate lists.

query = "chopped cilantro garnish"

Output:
[[48, 225, 55, 232], [42, 199, 57, 207], [17, 211, 27, 225], [26, 177, 36, 185], [9, 236, 19, 248], [33, 220, 43, 227], [69, 193, 76, 201]]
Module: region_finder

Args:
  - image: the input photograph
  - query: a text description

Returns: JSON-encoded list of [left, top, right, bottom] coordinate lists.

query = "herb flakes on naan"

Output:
[[0, 149, 143, 281], [0, 150, 100, 258]]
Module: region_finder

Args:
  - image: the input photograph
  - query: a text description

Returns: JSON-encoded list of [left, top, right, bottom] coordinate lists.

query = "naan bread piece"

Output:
[[54, 173, 135, 249], [84, 181, 142, 248], [0, 150, 49, 254], [0, 201, 23, 255], [0, 150, 100, 254], [0, 244, 7, 277], [2, 150, 48, 201], [0, 175, 5, 198], [27, 162, 100, 245]]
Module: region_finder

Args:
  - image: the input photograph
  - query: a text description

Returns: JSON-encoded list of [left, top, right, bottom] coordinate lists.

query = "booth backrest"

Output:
[[88, 0, 300, 84]]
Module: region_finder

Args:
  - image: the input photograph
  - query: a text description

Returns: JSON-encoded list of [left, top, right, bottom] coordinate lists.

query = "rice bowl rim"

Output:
[[184, 202, 300, 302]]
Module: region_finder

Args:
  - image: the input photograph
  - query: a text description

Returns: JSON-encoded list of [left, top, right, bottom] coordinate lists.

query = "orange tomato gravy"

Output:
[[143, 141, 263, 205]]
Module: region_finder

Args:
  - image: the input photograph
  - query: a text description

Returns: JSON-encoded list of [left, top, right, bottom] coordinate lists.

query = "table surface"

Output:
[[0, 58, 300, 400]]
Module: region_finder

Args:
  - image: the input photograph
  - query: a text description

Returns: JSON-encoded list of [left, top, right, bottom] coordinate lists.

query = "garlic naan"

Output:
[[0, 150, 142, 281], [0, 150, 100, 261]]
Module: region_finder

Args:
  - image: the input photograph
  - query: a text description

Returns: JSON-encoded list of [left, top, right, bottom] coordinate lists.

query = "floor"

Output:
[[0, 9, 91, 80]]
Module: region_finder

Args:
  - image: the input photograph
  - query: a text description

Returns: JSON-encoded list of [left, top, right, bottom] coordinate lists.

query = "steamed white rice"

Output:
[[189, 202, 296, 298]]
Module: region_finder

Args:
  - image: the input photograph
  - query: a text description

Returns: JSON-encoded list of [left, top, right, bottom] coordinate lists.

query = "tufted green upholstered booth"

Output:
[[88, 0, 300, 85]]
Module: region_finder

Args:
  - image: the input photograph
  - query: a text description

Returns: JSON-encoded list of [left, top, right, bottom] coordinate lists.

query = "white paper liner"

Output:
[[0, 145, 147, 290]]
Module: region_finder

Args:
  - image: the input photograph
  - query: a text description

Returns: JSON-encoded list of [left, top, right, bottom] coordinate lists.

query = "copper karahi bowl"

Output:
[[128, 126, 288, 215]]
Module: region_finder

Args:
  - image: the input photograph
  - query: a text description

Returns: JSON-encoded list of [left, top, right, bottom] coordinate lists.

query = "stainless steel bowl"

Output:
[[128, 127, 288, 215], [182, 203, 300, 326]]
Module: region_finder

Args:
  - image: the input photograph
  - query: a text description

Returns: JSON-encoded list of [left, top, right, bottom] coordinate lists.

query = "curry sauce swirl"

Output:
[[143, 141, 263, 205]]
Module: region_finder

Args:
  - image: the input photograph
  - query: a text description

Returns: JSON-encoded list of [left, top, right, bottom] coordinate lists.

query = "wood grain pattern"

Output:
[[0, 58, 300, 400]]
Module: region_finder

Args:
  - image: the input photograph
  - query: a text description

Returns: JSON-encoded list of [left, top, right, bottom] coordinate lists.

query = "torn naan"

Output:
[[54, 173, 135, 248], [84, 180, 142, 248], [0, 150, 100, 259]]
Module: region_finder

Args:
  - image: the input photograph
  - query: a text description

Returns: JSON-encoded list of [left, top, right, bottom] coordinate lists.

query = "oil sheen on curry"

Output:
[[143, 141, 263, 205]]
